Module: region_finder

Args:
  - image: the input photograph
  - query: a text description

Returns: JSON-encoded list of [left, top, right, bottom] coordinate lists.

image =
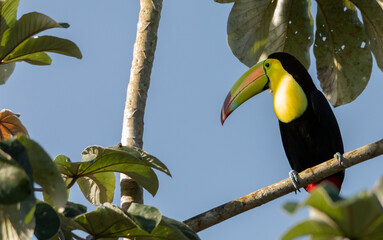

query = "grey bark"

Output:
[[120, 0, 163, 210], [184, 139, 383, 232]]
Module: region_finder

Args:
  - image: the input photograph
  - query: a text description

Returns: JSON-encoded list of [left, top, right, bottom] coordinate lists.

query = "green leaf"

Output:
[[55, 146, 160, 197], [282, 201, 300, 214], [0, 0, 20, 38], [0, 12, 65, 59], [3, 35, 82, 63], [373, 176, 383, 205], [77, 172, 116, 205], [73, 203, 199, 240], [314, 0, 372, 107], [0, 62, 15, 84], [350, 0, 383, 71], [125, 203, 162, 233], [227, 0, 313, 69], [62, 201, 87, 219], [8, 52, 51, 65], [115, 146, 172, 177], [227, 0, 277, 67], [0, 155, 31, 204], [281, 219, 343, 240], [0, 203, 35, 240], [16, 135, 67, 211], [34, 202, 60, 240]]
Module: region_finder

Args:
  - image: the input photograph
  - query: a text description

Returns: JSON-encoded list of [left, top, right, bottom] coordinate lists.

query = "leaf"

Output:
[[227, 0, 313, 69], [11, 52, 52, 65], [350, 0, 383, 71], [314, 0, 372, 106], [227, 0, 277, 67], [115, 146, 171, 177], [0, 0, 20, 38], [55, 146, 160, 197], [282, 201, 300, 214], [3, 35, 82, 63], [33, 202, 60, 240], [16, 135, 67, 211], [373, 176, 383, 205], [62, 201, 87, 219], [73, 203, 199, 240], [0, 62, 15, 84], [0, 155, 31, 204], [77, 172, 115, 205], [281, 219, 343, 240], [0, 204, 35, 240], [0, 109, 28, 140], [0, 12, 65, 60]]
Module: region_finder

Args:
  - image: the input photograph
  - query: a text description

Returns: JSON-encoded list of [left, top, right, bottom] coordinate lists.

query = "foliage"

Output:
[[281, 180, 383, 240], [0, 0, 82, 85], [216, 0, 383, 107]]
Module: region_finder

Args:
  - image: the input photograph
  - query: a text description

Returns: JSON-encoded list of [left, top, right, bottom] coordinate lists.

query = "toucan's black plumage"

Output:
[[269, 53, 344, 192], [221, 52, 345, 192]]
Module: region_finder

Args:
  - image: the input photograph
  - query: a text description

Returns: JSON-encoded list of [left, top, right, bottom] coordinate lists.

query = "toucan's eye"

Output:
[[265, 62, 270, 68]]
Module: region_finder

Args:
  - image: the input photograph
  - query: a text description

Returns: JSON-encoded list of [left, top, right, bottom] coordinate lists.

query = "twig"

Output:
[[184, 139, 383, 232]]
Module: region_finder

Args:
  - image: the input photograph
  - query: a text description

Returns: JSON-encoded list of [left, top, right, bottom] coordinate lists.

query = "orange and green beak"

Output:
[[221, 61, 269, 125]]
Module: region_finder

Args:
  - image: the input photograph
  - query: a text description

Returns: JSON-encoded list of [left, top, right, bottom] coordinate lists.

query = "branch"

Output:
[[120, 0, 163, 210], [184, 139, 383, 232]]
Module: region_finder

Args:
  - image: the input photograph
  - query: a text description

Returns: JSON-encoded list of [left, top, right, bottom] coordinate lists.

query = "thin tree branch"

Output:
[[184, 139, 383, 232], [120, 0, 163, 210]]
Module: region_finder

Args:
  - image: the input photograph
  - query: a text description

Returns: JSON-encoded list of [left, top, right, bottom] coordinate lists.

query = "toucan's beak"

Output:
[[221, 61, 269, 125]]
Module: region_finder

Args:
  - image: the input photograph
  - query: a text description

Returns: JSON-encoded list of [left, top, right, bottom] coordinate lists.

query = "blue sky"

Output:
[[2, 0, 383, 239]]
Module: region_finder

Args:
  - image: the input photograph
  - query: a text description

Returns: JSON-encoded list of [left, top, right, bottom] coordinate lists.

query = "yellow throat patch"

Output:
[[266, 60, 308, 123]]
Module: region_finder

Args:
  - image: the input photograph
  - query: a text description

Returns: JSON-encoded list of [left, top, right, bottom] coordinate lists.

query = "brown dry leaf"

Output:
[[0, 109, 29, 140]]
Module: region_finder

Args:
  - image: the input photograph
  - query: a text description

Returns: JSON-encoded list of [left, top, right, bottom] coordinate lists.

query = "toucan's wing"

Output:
[[310, 90, 344, 154]]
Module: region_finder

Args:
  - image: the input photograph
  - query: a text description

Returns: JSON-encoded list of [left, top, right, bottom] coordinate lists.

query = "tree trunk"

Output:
[[120, 0, 163, 210]]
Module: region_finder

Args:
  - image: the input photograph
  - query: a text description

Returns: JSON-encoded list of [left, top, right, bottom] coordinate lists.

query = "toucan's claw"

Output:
[[334, 152, 345, 167], [289, 170, 301, 194]]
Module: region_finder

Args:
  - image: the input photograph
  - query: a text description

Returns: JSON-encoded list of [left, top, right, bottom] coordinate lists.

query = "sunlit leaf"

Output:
[[314, 0, 372, 106], [55, 146, 161, 197], [350, 0, 383, 71], [0, 12, 65, 59], [16, 136, 67, 211], [0, 204, 35, 240], [33, 202, 60, 240], [8, 52, 52, 65], [77, 172, 115, 205], [3, 35, 82, 63], [281, 219, 343, 240], [0, 109, 28, 140], [0, 0, 20, 38]]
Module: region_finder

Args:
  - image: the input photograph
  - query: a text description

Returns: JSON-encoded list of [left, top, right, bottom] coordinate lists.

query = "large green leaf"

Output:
[[0, 12, 66, 59], [350, 0, 383, 71], [0, 0, 19, 38], [9, 52, 51, 65], [33, 202, 60, 240], [281, 219, 342, 240], [0, 204, 35, 240], [55, 146, 161, 197], [3, 35, 82, 63], [73, 203, 199, 240], [0, 155, 31, 204], [227, 0, 313, 69], [314, 0, 372, 106], [16, 135, 67, 211], [77, 172, 115, 205], [227, 0, 277, 67]]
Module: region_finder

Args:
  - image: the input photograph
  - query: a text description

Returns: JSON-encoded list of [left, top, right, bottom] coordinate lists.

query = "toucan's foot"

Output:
[[289, 170, 301, 194], [334, 152, 345, 167]]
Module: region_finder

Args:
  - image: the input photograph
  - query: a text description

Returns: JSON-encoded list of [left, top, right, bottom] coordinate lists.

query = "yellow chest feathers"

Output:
[[271, 74, 308, 123]]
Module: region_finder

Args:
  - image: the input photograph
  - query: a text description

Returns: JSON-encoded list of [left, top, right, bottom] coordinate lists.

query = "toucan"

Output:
[[221, 52, 344, 192]]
